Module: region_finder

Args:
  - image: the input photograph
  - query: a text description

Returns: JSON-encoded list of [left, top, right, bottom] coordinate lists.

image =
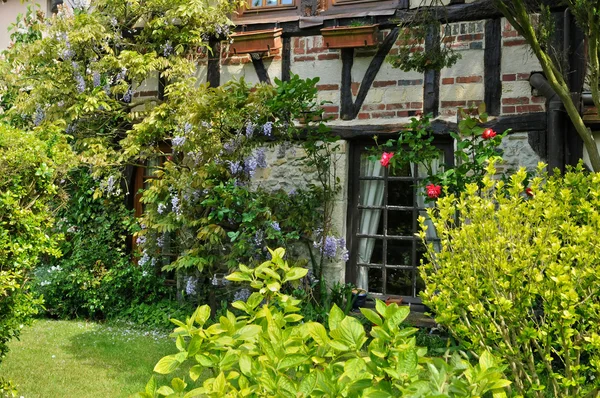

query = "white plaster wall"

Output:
[[291, 58, 341, 85], [501, 41, 541, 75]]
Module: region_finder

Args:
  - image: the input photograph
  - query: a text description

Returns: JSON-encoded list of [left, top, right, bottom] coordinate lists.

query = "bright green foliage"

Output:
[[133, 76, 340, 283], [33, 168, 175, 322], [421, 163, 600, 397], [140, 248, 511, 397], [0, 122, 73, 361]]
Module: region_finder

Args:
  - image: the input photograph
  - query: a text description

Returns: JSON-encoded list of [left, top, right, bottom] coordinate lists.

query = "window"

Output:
[[250, 0, 293, 7], [346, 139, 452, 304]]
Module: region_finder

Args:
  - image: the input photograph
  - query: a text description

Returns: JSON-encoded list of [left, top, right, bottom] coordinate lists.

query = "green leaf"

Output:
[[156, 386, 174, 396], [145, 376, 157, 395], [277, 354, 309, 371], [297, 372, 317, 397], [360, 308, 382, 326], [154, 354, 183, 374], [306, 322, 330, 346], [328, 304, 344, 331], [283, 267, 308, 282], [171, 378, 187, 393], [239, 354, 252, 376], [226, 272, 251, 282], [235, 324, 262, 341], [189, 365, 203, 382], [375, 299, 387, 317], [192, 305, 211, 326]]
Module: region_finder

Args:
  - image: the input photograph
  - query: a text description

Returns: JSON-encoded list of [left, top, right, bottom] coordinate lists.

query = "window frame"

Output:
[[246, 0, 297, 11], [345, 136, 454, 304]]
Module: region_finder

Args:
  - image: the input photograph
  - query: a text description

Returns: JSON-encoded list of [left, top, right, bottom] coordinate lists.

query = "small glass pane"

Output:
[[356, 238, 382, 265], [280, 0, 293, 4], [358, 179, 384, 206], [416, 242, 428, 266], [251, 0, 262, 6], [386, 268, 413, 296], [389, 162, 411, 177], [387, 210, 414, 237], [266, 0, 277, 5], [386, 240, 413, 266], [357, 209, 383, 235], [368, 268, 383, 294], [388, 180, 414, 206], [360, 154, 384, 177]]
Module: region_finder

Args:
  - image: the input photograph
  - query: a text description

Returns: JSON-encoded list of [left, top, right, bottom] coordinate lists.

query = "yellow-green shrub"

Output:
[[421, 163, 600, 397]]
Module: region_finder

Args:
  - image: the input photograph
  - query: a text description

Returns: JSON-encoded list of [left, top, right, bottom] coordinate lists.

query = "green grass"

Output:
[[0, 319, 186, 398]]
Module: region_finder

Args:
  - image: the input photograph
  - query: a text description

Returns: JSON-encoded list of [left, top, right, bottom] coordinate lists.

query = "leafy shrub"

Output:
[[421, 163, 600, 397], [34, 168, 172, 322], [0, 123, 72, 361], [138, 248, 511, 397]]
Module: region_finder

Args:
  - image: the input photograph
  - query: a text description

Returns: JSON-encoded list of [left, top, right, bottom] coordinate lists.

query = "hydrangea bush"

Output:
[[139, 248, 512, 398]]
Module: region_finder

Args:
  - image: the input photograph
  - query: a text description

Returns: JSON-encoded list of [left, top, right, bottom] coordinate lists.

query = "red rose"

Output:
[[482, 128, 497, 140], [380, 152, 394, 167], [525, 187, 533, 197], [426, 184, 442, 199]]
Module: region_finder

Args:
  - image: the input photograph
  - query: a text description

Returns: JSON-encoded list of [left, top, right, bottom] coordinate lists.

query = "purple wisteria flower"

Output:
[[136, 235, 146, 246], [271, 221, 280, 232], [185, 276, 198, 295], [233, 288, 251, 302], [156, 234, 165, 248], [244, 155, 258, 178], [245, 122, 254, 138], [157, 203, 167, 214], [172, 136, 186, 148], [116, 67, 127, 82], [171, 196, 181, 216], [92, 71, 101, 87], [322, 236, 337, 258], [139, 251, 150, 266], [223, 139, 238, 154], [162, 40, 173, 57], [61, 35, 74, 60], [262, 121, 273, 137], [228, 161, 243, 175], [255, 148, 267, 168], [123, 88, 132, 103], [33, 106, 45, 126], [183, 122, 193, 134]]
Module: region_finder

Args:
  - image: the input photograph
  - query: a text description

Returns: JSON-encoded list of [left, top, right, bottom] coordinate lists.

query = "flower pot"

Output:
[[229, 28, 283, 55], [351, 289, 368, 309], [320, 25, 379, 49]]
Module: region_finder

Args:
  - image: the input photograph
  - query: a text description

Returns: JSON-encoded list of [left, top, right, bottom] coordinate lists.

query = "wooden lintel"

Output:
[[328, 113, 547, 140], [423, 24, 440, 117]]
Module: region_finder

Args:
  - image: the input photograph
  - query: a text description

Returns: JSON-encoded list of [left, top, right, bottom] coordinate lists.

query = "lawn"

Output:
[[0, 319, 185, 398]]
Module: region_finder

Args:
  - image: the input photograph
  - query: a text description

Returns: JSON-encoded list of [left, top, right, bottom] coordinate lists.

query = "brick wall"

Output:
[[500, 19, 545, 115], [439, 21, 485, 116]]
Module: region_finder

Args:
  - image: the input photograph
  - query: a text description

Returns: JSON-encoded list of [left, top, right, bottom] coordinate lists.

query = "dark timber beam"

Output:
[[484, 18, 501, 116], [207, 37, 221, 87], [339, 27, 400, 120], [282, 36, 291, 81], [423, 25, 440, 117], [330, 113, 547, 139], [251, 54, 271, 84]]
